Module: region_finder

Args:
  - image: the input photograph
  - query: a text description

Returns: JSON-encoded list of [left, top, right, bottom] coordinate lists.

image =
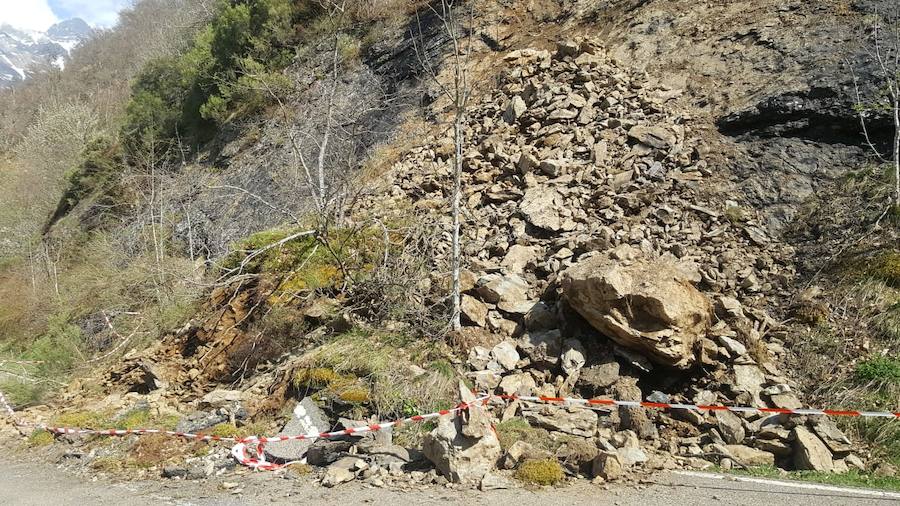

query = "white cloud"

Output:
[[0, 0, 59, 32]]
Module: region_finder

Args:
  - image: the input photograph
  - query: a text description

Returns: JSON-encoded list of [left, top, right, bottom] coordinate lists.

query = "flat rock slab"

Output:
[[265, 397, 329, 463]]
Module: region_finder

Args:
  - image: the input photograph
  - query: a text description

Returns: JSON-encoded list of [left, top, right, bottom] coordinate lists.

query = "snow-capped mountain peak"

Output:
[[0, 19, 93, 88]]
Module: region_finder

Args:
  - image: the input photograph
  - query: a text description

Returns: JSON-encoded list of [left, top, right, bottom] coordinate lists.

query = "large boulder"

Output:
[[561, 246, 712, 369], [264, 397, 329, 463], [422, 385, 502, 483], [793, 426, 834, 472]]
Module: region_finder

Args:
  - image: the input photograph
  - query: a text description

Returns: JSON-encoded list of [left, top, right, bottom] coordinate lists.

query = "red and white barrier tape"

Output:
[[497, 394, 900, 419], [232, 396, 490, 470], [3, 388, 898, 472]]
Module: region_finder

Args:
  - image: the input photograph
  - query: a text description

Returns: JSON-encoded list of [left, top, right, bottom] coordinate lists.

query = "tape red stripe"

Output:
[[588, 399, 615, 405], [539, 397, 565, 402], [411, 415, 424, 421], [343, 428, 355, 434], [822, 410, 861, 417], [759, 408, 794, 414], [697, 405, 729, 411], [438, 410, 450, 415], [640, 402, 671, 409], [369, 424, 381, 431]]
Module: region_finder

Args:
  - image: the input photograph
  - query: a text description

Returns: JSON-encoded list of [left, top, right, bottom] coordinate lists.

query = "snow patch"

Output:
[[0, 54, 25, 80]]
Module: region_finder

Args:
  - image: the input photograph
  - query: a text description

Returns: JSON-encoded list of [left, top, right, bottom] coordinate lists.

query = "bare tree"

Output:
[[413, 0, 473, 331], [850, 8, 900, 208]]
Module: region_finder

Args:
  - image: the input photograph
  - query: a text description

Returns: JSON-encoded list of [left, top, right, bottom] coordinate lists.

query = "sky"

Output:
[[0, 0, 132, 32]]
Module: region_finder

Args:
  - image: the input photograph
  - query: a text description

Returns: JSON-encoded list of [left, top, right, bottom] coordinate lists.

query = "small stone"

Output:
[[561, 338, 586, 376], [461, 295, 489, 327], [322, 457, 360, 487], [718, 336, 747, 357], [503, 96, 527, 124]]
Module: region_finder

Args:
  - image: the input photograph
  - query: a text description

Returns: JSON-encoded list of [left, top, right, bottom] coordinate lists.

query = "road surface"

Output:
[[1, 462, 898, 505]]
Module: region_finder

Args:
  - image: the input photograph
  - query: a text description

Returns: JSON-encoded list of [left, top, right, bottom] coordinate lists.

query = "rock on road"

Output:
[[2, 462, 899, 506]]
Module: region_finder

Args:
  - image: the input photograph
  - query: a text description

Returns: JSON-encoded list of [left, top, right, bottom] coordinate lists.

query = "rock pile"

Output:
[[374, 38, 864, 483]]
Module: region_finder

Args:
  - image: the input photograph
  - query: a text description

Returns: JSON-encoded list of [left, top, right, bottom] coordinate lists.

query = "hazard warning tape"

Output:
[[2, 388, 899, 472], [496, 394, 900, 419], [232, 396, 490, 470]]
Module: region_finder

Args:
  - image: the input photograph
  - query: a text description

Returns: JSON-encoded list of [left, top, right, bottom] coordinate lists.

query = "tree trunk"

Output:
[[894, 94, 900, 207], [451, 112, 463, 331]]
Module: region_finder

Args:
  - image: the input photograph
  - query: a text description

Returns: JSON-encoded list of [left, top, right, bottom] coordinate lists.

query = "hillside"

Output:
[[0, 0, 899, 493]]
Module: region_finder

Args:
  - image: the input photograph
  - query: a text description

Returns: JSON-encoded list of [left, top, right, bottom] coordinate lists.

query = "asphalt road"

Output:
[[1, 462, 898, 505]]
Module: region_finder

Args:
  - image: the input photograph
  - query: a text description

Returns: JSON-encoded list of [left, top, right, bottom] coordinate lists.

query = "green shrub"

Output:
[[122, 0, 310, 153], [856, 356, 900, 385], [514, 458, 565, 485]]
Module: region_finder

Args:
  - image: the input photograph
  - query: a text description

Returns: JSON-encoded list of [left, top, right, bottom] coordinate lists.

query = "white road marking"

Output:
[[674, 470, 900, 499]]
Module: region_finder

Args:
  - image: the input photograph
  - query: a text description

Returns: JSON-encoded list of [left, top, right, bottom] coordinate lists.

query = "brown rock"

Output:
[[561, 246, 712, 369]]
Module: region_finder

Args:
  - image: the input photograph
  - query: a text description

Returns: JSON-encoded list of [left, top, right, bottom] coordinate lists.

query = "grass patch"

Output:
[[52, 410, 109, 428], [28, 429, 54, 447], [727, 465, 900, 492], [869, 252, 900, 287], [856, 356, 900, 386], [207, 420, 272, 439], [514, 458, 565, 486], [291, 329, 457, 419], [495, 418, 552, 451]]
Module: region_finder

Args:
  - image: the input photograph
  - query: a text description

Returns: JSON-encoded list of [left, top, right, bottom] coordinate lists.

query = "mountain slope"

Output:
[[0, 18, 92, 88]]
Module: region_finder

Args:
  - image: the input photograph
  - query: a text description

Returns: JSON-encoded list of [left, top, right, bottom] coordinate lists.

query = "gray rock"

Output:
[[723, 445, 775, 466], [467, 346, 492, 370], [519, 329, 563, 366], [176, 411, 227, 434], [733, 364, 766, 404], [578, 360, 620, 391], [524, 302, 557, 331], [199, 389, 242, 409], [627, 125, 676, 149], [422, 386, 501, 484], [754, 438, 792, 457], [811, 418, 853, 456], [476, 273, 530, 305], [322, 457, 359, 487], [520, 187, 564, 231], [503, 96, 527, 124], [715, 410, 746, 444], [501, 245, 541, 274], [480, 472, 514, 491], [265, 397, 329, 463], [491, 341, 520, 371], [718, 336, 747, 357], [793, 426, 834, 472], [499, 373, 536, 396], [523, 405, 598, 437], [561, 338, 587, 377], [646, 391, 670, 404]]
